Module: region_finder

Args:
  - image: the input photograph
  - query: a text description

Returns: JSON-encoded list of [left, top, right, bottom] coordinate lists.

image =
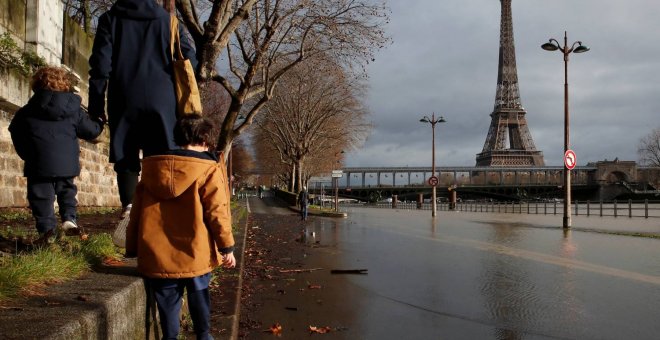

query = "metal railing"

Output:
[[342, 199, 660, 218]]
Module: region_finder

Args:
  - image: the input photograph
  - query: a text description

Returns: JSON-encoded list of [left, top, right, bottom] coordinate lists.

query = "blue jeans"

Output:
[[301, 205, 308, 220], [148, 274, 212, 340]]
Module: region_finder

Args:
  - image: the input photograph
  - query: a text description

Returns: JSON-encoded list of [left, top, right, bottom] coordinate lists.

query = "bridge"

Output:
[[308, 160, 660, 202]]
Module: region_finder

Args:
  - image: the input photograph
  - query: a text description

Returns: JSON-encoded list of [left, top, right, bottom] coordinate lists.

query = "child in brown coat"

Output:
[[126, 114, 235, 339]]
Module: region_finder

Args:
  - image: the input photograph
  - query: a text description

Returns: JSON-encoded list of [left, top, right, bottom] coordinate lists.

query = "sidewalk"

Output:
[[0, 202, 249, 339], [238, 197, 358, 339]]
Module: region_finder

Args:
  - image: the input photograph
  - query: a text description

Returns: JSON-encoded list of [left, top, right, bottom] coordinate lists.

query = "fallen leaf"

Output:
[[79, 233, 89, 241], [102, 257, 125, 266], [263, 323, 283, 336], [309, 325, 332, 334], [308, 284, 322, 289]]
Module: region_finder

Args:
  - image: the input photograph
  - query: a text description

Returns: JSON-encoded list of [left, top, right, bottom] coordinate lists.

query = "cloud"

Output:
[[347, 0, 660, 168]]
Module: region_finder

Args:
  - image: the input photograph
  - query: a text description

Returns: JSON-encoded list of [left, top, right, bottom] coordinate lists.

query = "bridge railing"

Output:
[[341, 199, 660, 218]]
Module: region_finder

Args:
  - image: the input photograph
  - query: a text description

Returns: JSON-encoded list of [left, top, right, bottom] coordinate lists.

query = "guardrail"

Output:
[[342, 200, 660, 218]]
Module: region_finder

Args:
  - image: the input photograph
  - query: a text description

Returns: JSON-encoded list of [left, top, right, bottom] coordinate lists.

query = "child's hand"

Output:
[[221, 252, 236, 268]]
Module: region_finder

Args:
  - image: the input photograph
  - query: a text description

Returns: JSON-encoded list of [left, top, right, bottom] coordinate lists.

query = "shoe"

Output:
[[36, 229, 56, 244], [121, 204, 132, 219], [62, 220, 81, 236]]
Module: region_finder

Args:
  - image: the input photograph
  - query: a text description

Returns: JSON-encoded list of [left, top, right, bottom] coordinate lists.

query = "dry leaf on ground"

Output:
[[263, 323, 283, 336], [309, 325, 332, 334]]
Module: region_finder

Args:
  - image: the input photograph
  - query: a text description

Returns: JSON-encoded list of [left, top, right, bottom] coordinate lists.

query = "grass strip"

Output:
[[0, 233, 119, 301], [0, 247, 87, 300]]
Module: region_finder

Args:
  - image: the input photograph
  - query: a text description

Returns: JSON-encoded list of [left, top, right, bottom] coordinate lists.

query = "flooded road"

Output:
[[246, 198, 660, 339], [311, 209, 660, 339]]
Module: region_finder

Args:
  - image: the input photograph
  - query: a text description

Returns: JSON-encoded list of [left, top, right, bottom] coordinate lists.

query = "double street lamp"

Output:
[[541, 31, 589, 228], [420, 113, 446, 217]]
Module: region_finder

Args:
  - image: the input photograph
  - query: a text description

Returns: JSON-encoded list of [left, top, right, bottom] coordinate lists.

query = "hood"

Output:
[[111, 0, 169, 20], [28, 90, 81, 121], [141, 155, 218, 200]]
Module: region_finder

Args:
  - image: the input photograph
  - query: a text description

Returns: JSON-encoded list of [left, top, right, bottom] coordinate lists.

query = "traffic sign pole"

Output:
[[563, 149, 576, 228]]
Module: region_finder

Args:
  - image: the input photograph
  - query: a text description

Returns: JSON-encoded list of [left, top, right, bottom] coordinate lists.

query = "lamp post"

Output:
[[541, 31, 589, 228], [420, 113, 446, 217], [334, 150, 344, 212]]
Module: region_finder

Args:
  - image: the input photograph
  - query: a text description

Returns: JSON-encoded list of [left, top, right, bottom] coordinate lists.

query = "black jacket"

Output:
[[88, 0, 198, 162], [298, 190, 309, 207], [9, 90, 104, 178]]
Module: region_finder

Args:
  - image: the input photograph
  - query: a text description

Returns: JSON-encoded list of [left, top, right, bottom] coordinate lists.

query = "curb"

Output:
[[228, 197, 250, 339], [0, 199, 252, 340]]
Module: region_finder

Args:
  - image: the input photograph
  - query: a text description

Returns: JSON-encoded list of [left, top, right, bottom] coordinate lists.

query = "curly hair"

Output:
[[30, 66, 72, 92]]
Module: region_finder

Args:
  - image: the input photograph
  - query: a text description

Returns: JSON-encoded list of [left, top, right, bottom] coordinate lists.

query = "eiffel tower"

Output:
[[476, 0, 544, 167]]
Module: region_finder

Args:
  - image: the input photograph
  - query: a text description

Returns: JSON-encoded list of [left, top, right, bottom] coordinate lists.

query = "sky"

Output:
[[346, 0, 660, 168]]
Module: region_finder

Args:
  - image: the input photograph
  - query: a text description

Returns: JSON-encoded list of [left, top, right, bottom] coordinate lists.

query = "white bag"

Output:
[[112, 215, 130, 248]]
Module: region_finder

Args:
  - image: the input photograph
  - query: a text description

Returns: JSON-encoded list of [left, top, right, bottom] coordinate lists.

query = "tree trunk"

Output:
[[289, 163, 296, 193], [295, 159, 303, 193]]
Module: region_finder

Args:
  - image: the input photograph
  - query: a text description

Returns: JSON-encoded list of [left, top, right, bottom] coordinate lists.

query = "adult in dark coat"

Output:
[[298, 187, 309, 221], [88, 0, 198, 212]]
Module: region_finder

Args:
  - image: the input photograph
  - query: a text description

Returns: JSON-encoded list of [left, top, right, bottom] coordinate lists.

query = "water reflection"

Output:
[[558, 229, 581, 328], [313, 208, 660, 338], [480, 223, 533, 338]]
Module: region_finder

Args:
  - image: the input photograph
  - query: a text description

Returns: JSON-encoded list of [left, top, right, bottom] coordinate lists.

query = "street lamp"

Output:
[[420, 113, 446, 217], [541, 31, 589, 228], [334, 150, 345, 212]]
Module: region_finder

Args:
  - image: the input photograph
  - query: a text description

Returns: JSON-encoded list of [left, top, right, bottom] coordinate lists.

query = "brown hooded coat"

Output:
[[125, 154, 234, 278]]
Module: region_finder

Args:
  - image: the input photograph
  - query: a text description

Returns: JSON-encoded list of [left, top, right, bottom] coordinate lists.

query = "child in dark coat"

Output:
[[9, 66, 104, 243]]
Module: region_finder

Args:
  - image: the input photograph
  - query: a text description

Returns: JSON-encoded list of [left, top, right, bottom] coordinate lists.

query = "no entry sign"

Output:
[[564, 149, 577, 170]]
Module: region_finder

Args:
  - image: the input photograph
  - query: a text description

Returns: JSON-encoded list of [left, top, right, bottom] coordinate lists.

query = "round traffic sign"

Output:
[[428, 176, 439, 186], [564, 149, 577, 170]]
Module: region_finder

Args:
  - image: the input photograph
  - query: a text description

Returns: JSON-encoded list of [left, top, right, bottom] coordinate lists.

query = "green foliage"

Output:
[[0, 210, 31, 223], [64, 233, 120, 266], [78, 207, 120, 216], [0, 32, 47, 76]]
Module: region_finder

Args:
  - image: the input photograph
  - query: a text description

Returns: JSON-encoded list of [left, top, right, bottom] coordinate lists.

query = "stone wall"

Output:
[[0, 0, 119, 208]]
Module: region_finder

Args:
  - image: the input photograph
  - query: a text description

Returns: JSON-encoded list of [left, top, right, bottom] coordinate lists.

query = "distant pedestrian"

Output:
[[9, 66, 104, 243], [125, 114, 235, 340], [298, 186, 309, 221], [258, 185, 263, 198], [88, 0, 198, 218]]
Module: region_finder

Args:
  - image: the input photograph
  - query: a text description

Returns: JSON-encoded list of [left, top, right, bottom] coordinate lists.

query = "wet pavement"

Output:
[[241, 197, 660, 339]]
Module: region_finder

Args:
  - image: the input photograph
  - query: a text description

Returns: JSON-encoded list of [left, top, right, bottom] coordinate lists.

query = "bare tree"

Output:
[[65, 0, 388, 160], [196, 0, 389, 157], [254, 59, 370, 192], [638, 127, 660, 166], [63, 0, 114, 33]]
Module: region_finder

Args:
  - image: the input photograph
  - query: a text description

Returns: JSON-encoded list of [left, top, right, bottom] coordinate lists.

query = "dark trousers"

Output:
[[149, 276, 212, 340], [113, 142, 173, 207], [301, 205, 308, 220], [27, 177, 77, 233]]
